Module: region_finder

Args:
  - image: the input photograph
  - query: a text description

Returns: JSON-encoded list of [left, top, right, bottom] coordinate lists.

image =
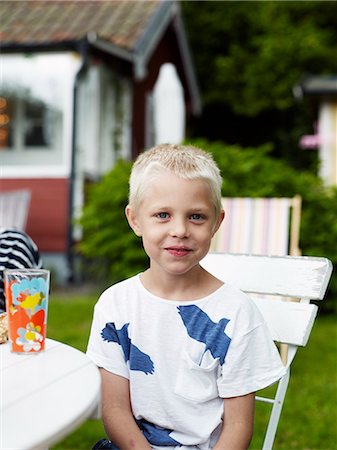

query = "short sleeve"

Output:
[[86, 302, 130, 379], [217, 303, 286, 398]]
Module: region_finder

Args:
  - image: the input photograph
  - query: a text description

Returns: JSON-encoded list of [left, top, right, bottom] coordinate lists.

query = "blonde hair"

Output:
[[128, 143, 222, 216]]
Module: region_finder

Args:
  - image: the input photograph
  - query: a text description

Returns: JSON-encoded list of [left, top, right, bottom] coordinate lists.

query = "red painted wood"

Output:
[[0, 179, 69, 252]]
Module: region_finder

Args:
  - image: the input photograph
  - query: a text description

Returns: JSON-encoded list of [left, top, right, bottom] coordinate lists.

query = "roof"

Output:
[[294, 76, 337, 98], [0, 0, 201, 113], [0, 0, 158, 50]]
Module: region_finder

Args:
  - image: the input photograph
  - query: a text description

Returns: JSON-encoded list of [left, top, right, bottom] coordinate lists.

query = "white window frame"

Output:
[[1, 94, 61, 152]]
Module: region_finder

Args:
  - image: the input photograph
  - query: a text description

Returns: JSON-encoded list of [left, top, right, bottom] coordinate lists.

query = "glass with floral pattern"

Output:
[[4, 269, 50, 353]]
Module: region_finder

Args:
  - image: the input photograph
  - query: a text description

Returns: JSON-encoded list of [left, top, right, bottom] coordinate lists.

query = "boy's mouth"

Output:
[[165, 246, 192, 257]]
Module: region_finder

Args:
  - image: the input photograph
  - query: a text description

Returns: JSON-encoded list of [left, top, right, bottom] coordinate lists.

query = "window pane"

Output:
[[24, 100, 53, 148]]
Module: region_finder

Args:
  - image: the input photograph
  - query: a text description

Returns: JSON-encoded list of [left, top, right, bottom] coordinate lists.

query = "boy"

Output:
[[87, 144, 286, 450]]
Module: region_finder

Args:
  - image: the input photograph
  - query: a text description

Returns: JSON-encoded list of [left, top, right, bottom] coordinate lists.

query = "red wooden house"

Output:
[[0, 0, 200, 283]]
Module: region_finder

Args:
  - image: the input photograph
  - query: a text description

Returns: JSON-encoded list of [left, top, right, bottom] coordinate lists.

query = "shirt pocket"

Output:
[[174, 350, 220, 402]]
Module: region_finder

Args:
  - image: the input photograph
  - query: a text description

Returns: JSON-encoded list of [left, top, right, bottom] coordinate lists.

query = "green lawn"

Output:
[[48, 290, 337, 450]]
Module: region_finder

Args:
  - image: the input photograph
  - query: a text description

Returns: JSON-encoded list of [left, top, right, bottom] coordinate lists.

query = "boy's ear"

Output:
[[212, 210, 225, 237], [125, 205, 142, 237]]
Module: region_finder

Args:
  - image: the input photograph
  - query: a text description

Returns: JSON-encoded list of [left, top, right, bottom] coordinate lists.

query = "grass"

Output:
[[48, 289, 337, 450]]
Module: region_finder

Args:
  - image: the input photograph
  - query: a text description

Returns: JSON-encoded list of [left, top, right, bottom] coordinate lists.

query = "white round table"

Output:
[[1, 338, 101, 450]]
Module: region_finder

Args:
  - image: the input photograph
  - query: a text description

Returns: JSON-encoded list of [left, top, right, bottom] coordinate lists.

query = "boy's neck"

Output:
[[140, 266, 223, 301]]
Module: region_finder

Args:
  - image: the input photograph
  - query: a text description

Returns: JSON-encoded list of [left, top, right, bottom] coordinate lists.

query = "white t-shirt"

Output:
[[87, 274, 286, 449]]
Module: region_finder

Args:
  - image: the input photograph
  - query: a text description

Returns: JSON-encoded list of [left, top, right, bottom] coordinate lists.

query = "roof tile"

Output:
[[0, 0, 160, 50]]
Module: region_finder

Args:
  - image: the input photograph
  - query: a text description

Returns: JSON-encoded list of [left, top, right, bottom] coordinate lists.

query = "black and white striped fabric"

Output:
[[0, 228, 42, 312]]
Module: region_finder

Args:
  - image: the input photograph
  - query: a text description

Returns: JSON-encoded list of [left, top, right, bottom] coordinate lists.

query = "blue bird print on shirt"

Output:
[[177, 305, 231, 365], [136, 419, 182, 447], [101, 322, 155, 374]]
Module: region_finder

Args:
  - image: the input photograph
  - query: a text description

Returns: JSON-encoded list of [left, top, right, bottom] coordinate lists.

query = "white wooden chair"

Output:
[[210, 196, 302, 256], [0, 189, 31, 230], [201, 253, 332, 450]]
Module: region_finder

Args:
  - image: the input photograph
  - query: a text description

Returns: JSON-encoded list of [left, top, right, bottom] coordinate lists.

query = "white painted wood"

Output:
[[153, 63, 185, 145], [1, 338, 101, 450], [252, 297, 318, 346], [0, 189, 31, 230], [201, 253, 332, 300], [200, 252, 333, 449], [318, 101, 337, 186]]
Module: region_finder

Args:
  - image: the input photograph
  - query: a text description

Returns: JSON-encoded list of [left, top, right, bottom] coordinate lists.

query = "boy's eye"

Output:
[[156, 212, 169, 219], [190, 213, 204, 221]]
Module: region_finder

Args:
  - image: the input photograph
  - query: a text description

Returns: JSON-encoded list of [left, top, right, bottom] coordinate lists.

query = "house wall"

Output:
[[1, 178, 69, 266], [0, 178, 69, 252], [132, 25, 188, 156], [73, 62, 132, 241], [0, 177, 71, 284], [153, 63, 185, 145], [0, 52, 81, 283], [318, 101, 337, 186], [77, 63, 132, 180], [0, 53, 81, 177]]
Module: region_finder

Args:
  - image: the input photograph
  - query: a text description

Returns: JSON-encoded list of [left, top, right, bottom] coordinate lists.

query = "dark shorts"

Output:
[[92, 438, 120, 450]]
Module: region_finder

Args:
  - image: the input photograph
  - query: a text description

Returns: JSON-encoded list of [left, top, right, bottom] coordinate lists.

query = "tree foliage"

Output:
[[181, 2, 337, 167], [182, 1, 337, 116]]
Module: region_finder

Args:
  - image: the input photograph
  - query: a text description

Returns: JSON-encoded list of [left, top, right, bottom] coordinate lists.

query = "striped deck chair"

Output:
[[0, 190, 31, 231], [210, 196, 302, 364], [210, 196, 302, 256]]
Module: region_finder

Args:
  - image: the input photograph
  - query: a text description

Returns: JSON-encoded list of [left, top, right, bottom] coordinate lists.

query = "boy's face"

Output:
[[126, 171, 224, 278]]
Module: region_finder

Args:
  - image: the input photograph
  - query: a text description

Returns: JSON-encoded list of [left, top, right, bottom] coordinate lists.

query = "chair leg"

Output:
[[262, 368, 290, 450]]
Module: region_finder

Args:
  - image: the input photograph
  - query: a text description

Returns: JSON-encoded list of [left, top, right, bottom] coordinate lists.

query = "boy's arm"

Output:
[[213, 393, 255, 450], [100, 368, 152, 450]]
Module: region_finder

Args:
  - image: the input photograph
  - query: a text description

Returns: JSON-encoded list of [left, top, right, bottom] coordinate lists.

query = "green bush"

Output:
[[78, 160, 148, 285], [78, 140, 336, 311]]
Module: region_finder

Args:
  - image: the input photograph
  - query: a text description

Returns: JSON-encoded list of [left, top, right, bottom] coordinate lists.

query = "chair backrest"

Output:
[[0, 190, 31, 230], [200, 252, 332, 450], [201, 253, 331, 349], [210, 196, 302, 256]]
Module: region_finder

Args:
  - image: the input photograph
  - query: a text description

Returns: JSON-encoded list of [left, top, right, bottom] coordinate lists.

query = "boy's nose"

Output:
[[170, 219, 189, 238]]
